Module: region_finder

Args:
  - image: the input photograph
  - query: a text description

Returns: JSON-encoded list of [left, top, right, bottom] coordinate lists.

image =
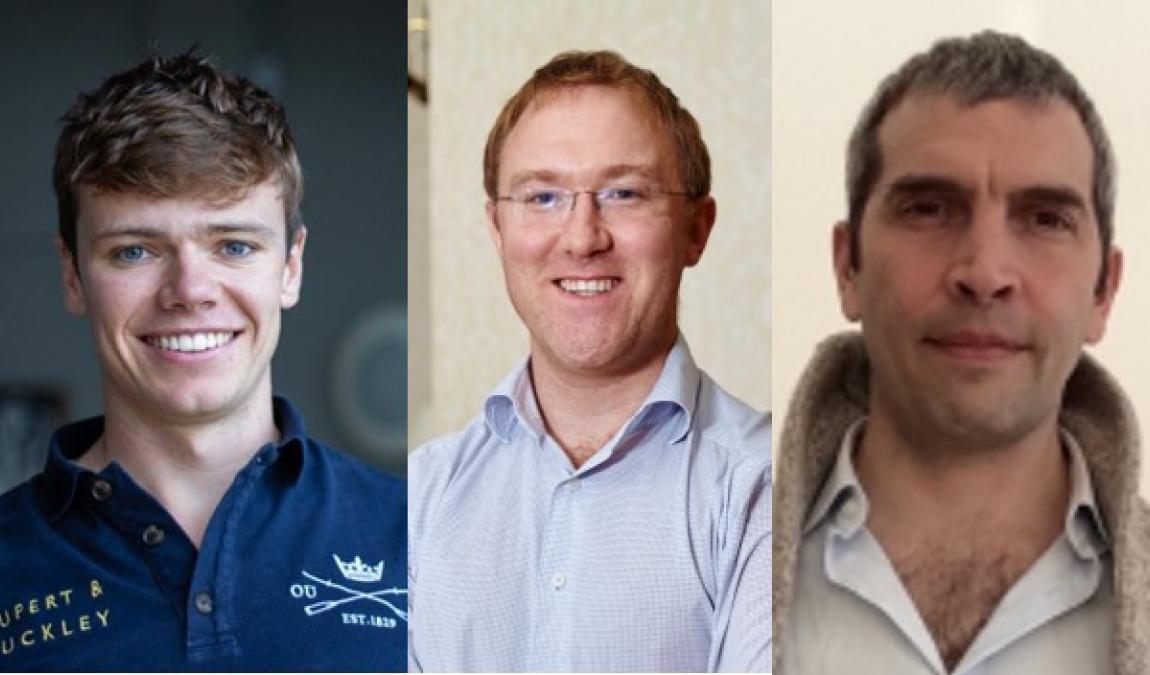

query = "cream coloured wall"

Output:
[[772, 0, 1150, 495], [410, 0, 771, 447]]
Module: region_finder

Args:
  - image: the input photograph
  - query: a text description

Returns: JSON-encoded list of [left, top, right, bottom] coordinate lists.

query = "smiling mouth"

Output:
[[556, 278, 620, 297], [144, 331, 239, 353]]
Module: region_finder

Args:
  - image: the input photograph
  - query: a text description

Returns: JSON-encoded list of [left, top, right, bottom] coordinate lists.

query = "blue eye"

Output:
[[114, 245, 149, 263], [524, 190, 564, 209], [221, 241, 254, 257], [600, 186, 646, 203]]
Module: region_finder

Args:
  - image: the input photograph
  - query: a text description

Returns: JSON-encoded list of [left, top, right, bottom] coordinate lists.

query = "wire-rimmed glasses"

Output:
[[494, 185, 694, 225]]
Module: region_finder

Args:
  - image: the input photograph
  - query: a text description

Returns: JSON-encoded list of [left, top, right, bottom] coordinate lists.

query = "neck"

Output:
[[531, 339, 674, 469], [856, 407, 1069, 559], [79, 387, 279, 549], [855, 408, 1071, 669]]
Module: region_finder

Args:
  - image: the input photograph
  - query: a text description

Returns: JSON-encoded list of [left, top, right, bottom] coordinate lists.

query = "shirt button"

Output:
[[194, 592, 214, 615], [568, 479, 582, 492], [550, 573, 566, 590], [142, 524, 165, 546], [91, 479, 113, 501]]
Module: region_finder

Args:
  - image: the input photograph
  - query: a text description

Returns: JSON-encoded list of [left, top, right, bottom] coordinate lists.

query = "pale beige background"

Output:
[[409, 0, 771, 447], [773, 0, 1150, 495]]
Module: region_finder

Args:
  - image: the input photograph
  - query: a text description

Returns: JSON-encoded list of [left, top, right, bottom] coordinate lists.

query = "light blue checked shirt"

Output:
[[409, 337, 771, 672]]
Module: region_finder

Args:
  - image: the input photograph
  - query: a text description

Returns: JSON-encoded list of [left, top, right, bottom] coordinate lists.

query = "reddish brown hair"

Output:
[[482, 50, 710, 199]]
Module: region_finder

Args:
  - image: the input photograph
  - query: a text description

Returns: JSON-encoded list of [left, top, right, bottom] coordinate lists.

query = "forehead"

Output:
[[75, 182, 287, 237], [873, 94, 1094, 201], [498, 85, 676, 186]]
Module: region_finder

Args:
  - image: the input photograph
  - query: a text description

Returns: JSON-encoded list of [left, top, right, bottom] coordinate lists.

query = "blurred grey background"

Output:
[[0, 0, 407, 489]]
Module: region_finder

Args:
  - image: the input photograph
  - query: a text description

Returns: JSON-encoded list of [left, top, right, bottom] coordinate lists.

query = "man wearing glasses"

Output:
[[409, 51, 771, 672]]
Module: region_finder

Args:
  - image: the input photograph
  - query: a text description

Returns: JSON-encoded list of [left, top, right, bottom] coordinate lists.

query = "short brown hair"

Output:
[[482, 50, 710, 199], [53, 51, 303, 256], [845, 31, 1114, 292]]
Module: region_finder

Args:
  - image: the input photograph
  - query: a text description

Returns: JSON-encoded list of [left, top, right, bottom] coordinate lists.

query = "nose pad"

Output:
[[561, 191, 612, 257]]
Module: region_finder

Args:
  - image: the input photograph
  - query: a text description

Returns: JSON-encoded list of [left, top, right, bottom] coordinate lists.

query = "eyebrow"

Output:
[[505, 163, 663, 190], [94, 221, 278, 242], [883, 174, 971, 202], [883, 175, 1089, 211], [1009, 185, 1089, 211]]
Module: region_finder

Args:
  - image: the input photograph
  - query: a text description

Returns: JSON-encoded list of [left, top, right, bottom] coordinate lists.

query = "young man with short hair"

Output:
[[0, 53, 406, 671]]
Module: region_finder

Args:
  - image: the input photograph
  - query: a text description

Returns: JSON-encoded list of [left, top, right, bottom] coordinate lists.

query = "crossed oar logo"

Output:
[[296, 554, 408, 622]]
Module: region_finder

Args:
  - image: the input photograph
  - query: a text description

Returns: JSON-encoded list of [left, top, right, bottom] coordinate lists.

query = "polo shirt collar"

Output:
[[483, 334, 701, 445], [36, 396, 308, 521]]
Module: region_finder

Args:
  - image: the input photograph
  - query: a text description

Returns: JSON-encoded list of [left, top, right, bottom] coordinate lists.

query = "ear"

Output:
[[832, 222, 862, 322], [56, 235, 88, 316], [486, 200, 504, 257], [281, 224, 307, 309], [683, 196, 717, 267], [1086, 245, 1122, 344]]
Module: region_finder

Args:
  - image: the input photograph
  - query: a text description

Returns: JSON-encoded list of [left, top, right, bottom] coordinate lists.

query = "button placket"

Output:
[[194, 591, 214, 615], [540, 479, 578, 596], [530, 478, 576, 664]]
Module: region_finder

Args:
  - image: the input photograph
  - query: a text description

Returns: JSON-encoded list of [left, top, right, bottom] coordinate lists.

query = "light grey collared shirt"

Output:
[[785, 420, 1112, 674], [410, 338, 771, 672]]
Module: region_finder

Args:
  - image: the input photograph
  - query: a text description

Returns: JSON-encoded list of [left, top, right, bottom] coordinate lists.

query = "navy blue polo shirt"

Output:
[[0, 397, 406, 671]]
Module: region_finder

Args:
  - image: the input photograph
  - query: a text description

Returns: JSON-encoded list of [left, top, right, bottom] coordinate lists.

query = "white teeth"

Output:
[[147, 332, 235, 353], [559, 278, 617, 296]]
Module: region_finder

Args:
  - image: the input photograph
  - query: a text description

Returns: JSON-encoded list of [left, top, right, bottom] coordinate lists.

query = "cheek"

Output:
[[500, 231, 555, 282], [618, 226, 687, 272], [83, 271, 149, 315]]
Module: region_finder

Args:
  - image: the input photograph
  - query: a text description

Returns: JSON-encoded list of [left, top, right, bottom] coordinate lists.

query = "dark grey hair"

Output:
[[844, 30, 1115, 292]]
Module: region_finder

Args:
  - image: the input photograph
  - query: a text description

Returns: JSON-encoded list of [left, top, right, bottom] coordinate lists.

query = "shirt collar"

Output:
[[483, 334, 702, 445], [803, 419, 1111, 559], [36, 395, 308, 520], [803, 417, 868, 537], [1062, 430, 1110, 559]]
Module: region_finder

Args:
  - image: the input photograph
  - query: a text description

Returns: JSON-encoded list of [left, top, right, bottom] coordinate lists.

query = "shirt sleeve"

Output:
[[710, 428, 773, 672]]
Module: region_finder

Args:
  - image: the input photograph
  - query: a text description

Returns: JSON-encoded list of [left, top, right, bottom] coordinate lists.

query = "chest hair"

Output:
[[891, 539, 1033, 672]]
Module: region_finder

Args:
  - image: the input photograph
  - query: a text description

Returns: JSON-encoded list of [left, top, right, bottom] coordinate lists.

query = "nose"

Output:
[[945, 208, 1019, 305], [559, 191, 612, 258], [158, 249, 219, 310]]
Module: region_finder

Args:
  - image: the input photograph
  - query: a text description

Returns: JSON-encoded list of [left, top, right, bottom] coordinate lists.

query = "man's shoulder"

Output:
[[0, 477, 45, 537], [303, 436, 405, 500], [409, 415, 501, 492], [693, 369, 771, 465]]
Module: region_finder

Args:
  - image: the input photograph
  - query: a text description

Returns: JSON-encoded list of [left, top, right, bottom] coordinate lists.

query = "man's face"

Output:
[[60, 182, 305, 424], [488, 85, 714, 378], [833, 95, 1121, 450]]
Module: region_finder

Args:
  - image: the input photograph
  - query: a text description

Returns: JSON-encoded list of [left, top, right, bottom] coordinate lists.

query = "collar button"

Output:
[[91, 479, 113, 502], [142, 524, 165, 546]]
